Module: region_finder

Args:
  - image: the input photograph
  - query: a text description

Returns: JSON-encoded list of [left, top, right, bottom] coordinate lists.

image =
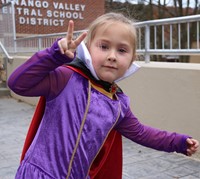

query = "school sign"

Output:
[[0, 0, 105, 35]]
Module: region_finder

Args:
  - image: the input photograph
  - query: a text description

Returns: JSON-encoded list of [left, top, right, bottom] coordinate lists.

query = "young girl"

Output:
[[8, 13, 199, 179]]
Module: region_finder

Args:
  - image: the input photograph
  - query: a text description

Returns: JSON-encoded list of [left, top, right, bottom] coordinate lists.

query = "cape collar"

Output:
[[77, 41, 141, 82], [68, 42, 140, 94], [68, 58, 122, 94]]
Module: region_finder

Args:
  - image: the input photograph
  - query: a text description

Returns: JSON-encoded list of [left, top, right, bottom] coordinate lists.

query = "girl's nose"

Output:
[[107, 50, 116, 62]]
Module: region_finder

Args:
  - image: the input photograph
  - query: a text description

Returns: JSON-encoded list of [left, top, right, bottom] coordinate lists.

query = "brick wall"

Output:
[[0, 0, 105, 35]]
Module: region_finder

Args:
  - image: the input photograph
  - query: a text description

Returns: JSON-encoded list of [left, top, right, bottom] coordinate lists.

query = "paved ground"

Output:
[[0, 96, 200, 179]]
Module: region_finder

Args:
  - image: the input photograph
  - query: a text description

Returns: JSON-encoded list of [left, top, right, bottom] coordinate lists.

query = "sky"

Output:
[[113, 0, 198, 7]]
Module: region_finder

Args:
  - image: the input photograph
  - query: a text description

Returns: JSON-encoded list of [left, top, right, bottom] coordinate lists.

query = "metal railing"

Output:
[[0, 41, 13, 84], [136, 14, 200, 62], [15, 30, 85, 54], [0, 41, 13, 62], [14, 14, 200, 62], [1, 9, 200, 62]]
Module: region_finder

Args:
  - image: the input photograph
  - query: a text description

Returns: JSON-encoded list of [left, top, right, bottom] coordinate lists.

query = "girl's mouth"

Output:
[[104, 65, 117, 69]]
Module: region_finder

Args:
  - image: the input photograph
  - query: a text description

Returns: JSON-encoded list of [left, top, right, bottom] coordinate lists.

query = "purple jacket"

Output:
[[8, 41, 189, 179]]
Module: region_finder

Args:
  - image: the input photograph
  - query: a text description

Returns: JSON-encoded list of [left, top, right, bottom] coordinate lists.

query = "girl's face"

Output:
[[88, 22, 135, 83]]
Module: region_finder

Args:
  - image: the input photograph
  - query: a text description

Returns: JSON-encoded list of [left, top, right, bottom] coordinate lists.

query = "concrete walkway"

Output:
[[0, 96, 200, 179]]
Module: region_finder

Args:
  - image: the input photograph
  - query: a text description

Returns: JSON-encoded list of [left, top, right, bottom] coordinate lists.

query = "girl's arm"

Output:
[[8, 20, 87, 100], [8, 40, 74, 99], [116, 107, 191, 155]]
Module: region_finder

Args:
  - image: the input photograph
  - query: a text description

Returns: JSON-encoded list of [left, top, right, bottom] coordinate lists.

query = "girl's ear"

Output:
[[85, 42, 90, 51], [132, 54, 136, 61], [129, 55, 136, 67]]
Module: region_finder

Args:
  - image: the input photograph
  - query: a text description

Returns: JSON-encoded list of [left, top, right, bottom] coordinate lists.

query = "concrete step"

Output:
[[0, 81, 10, 97], [0, 81, 6, 88], [0, 88, 10, 97]]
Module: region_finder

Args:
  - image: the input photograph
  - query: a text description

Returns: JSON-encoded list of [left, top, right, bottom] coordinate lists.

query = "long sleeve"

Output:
[[8, 40, 74, 100], [116, 107, 189, 155]]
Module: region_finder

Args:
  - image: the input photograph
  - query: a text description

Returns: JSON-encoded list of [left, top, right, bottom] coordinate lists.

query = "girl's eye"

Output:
[[98, 43, 108, 50], [101, 45, 107, 49], [118, 48, 127, 53]]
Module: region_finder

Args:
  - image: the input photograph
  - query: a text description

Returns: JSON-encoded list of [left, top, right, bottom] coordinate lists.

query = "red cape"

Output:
[[20, 67, 123, 179]]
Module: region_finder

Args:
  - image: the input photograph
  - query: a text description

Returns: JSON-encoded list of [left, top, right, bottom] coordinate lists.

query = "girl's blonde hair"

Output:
[[85, 12, 137, 56]]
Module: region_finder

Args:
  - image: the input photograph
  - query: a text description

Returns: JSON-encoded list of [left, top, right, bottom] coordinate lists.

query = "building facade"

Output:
[[0, 0, 105, 36]]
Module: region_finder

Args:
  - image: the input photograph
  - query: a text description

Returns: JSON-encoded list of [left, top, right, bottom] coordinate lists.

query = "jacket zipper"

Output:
[[66, 81, 92, 179], [85, 95, 121, 178]]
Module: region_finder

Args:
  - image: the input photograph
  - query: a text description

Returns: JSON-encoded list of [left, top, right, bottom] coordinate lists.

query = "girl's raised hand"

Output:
[[186, 138, 199, 156], [58, 20, 87, 59]]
